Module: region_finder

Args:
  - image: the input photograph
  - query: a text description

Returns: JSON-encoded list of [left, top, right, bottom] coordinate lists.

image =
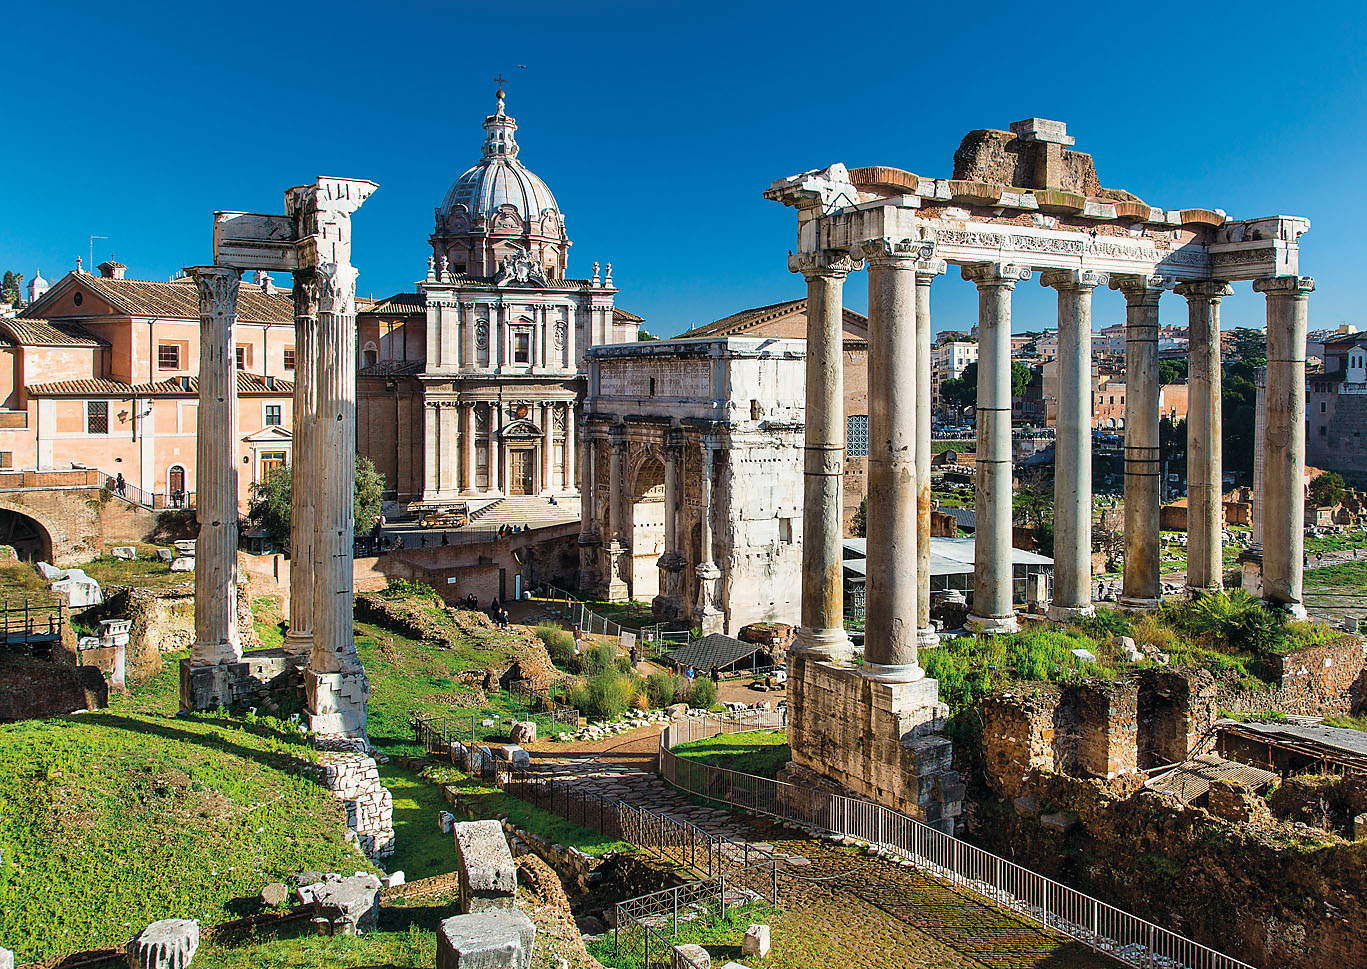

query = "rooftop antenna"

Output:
[[89, 236, 108, 273]]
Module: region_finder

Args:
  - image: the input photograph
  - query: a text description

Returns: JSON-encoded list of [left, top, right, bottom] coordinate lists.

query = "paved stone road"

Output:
[[531, 726, 1121, 968]]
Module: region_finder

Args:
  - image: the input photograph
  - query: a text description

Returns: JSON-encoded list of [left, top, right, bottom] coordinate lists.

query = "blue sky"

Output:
[[2, 0, 1362, 337]]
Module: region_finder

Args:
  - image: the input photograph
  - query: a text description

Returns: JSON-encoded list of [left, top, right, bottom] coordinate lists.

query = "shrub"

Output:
[[1133, 613, 1177, 651], [587, 671, 632, 721], [385, 578, 441, 601], [615, 655, 634, 675], [536, 624, 576, 667], [583, 642, 617, 676], [690, 676, 717, 709], [566, 679, 592, 714], [646, 671, 675, 707], [1073, 607, 1133, 640]]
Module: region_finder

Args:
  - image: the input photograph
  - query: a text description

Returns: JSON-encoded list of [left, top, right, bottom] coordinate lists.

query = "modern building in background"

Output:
[[1308, 330, 1367, 485]]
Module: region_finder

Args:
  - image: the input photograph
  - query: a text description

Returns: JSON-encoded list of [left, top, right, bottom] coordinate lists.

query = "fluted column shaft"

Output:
[[1178, 280, 1231, 593], [579, 436, 598, 539], [864, 250, 921, 680], [1044, 270, 1106, 619], [1116, 276, 1164, 608], [286, 270, 319, 651], [188, 266, 243, 666], [663, 445, 680, 555], [1256, 275, 1315, 616], [564, 406, 576, 492], [966, 264, 1027, 633], [462, 403, 476, 492], [542, 403, 554, 494], [915, 265, 944, 644], [791, 253, 858, 662]]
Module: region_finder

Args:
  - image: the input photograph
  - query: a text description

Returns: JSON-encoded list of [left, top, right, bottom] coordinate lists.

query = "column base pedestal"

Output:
[[283, 630, 313, 657], [692, 607, 724, 636], [1116, 596, 1162, 613], [965, 613, 1019, 635], [917, 626, 940, 648], [180, 650, 308, 714], [306, 668, 371, 740], [1048, 603, 1095, 622], [791, 626, 854, 665], [861, 661, 925, 683]]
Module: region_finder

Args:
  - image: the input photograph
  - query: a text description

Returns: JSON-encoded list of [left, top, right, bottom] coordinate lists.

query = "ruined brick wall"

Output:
[[0, 654, 107, 720], [306, 747, 395, 861], [1271, 637, 1364, 698], [964, 768, 1367, 969], [980, 688, 1059, 797], [1136, 669, 1219, 768]]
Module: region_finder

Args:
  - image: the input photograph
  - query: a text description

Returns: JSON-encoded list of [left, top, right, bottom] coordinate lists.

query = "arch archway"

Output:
[[0, 508, 52, 562], [627, 454, 665, 600]]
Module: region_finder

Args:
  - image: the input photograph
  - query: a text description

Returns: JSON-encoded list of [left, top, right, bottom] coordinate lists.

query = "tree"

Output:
[[940, 361, 1030, 415], [247, 455, 386, 547], [850, 497, 867, 538], [1013, 466, 1055, 555], [1011, 361, 1034, 399], [1, 271, 21, 306], [637, 327, 658, 342], [1309, 471, 1348, 508], [1158, 359, 1188, 385]]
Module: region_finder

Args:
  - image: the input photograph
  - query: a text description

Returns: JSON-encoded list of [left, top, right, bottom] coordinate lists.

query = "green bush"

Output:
[[583, 642, 617, 676], [587, 671, 632, 721], [385, 577, 441, 601], [646, 671, 675, 707], [536, 624, 576, 667], [689, 676, 717, 709], [566, 679, 592, 715], [1073, 607, 1133, 640]]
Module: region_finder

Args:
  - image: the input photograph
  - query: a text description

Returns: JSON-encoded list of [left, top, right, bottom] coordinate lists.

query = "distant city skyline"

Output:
[[3, 0, 1362, 338]]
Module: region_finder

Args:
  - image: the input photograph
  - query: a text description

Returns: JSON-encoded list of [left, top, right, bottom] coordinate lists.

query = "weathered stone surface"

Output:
[[492, 744, 531, 768], [2, 946, 15, 969], [436, 910, 536, 969], [1355, 813, 1367, 841], [742, 924, 770, 958], [453, 819, 517, 912], [671, 943, 711, 969], [260, 882, 289, 908], [312, 873, 382, 933], [126, 919, 199, 969], [666, 703, 689, 720], [1039, 811, 1079, 833], [383, 870, 406, 888], [509, 721, 537, 745], [439, 810, 457, 833]]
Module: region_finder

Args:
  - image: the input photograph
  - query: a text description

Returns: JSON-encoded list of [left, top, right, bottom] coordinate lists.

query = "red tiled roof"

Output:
[[361, 292, 425, 315], [24, 273, 294, 324], [0, 318, 109, 348], [613, 307, 644, 324], [677, 298, 868, 341], [358, 360, 424, 377], [26, 373, 293, 397]]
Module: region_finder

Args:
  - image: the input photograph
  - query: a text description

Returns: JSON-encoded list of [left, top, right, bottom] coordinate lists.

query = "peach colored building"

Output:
[[8, 262, 296, 507]]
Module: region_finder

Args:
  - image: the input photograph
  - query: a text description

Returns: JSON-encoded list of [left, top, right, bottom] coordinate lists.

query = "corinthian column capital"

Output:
[[317, 263, 360, 317], [186, 265, 242, 309], [1040, 268, 1108, 291], [1174, 279, 1234, 302], [292, 268, 320, 318], [961, 262, 1031, 289], [788, 249, 863, 279], [1110, 273, 1170, 304], [852, 237, 936, 267], [1253, 275, 1315, 299]]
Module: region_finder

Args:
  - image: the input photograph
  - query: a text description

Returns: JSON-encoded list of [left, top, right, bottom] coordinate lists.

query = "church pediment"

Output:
[[243, 425, 293, 444], [499, 418, 543, 440]]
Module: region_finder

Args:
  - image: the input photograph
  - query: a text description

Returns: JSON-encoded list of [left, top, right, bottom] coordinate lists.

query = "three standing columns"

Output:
[[1256, 275, 1315, 617], [964, 263, 1029, 634], [187, 266, 244, 668], [1115, 275, 1165, 609], [286, 269, 319, 653], [862, 242, 923, 682], [790, 251, 860, 663], [1043, 269, 1106, 621], [1176, 280, 1231, 594]]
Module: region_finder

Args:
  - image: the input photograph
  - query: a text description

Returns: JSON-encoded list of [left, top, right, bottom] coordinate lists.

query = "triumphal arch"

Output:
[[769, 118, 1311, 828], [180, 177, 376, 741]]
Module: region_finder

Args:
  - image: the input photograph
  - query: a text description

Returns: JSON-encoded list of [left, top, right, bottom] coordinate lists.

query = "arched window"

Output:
[[362, 341, 379, 368]]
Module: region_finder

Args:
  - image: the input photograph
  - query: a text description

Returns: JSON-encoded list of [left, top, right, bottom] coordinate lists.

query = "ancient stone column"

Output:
[[863, 243, 921, 681], [488, 405, 502, 494], [1114, 275, 1165, 610], [576, 432, 601, 591], [654, 436, 686, 619], [462, 403, 476, 493], [1255, 275, 1315, 617], [565, 305, 577, 370], [964, 263, 1029, 634], [1176, 280, 1232, 594], [1251, 366, 1266, 548], [603, 429, 629, 599], [607, 432, 624, 544], [423, 403, 438, 495], [693, 437, 723, 632], [1043, 269, 1106, 620], [307, 262, 368, 738], [541, 403, 554, 495], [563, 405, 576, 491], [916, 260, 946, 647], [790, 251, 859, 663], [438, 404, 458, 493], [186, 266, 243, 678], [286, 269, 319, 653]]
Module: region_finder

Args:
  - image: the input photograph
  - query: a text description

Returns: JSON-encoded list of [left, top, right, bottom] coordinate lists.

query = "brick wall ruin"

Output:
[[307, 746, 395, 861], [0, 654, 107, 720], [1217, 637, 1366, 718]]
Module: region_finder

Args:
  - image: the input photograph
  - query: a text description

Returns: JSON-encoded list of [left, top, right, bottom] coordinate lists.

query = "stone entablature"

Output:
[[580, 337, 805, 634]]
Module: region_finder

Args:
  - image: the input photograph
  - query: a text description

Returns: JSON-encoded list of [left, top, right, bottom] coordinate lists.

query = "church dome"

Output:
[[430, 88, 570, 280]]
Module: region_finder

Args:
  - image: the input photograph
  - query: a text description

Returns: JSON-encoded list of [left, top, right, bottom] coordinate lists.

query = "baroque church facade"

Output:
[[356, 88, 641, 504]]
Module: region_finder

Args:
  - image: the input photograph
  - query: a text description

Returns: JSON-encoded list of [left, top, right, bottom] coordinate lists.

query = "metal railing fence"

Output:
[[540, 585, 689, 658], [658, 713, 1258, 969]]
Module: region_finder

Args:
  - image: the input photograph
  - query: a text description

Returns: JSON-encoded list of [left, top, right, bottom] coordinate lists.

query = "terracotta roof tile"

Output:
[[613, 307, 644, 324], [25, 274, 294, 324], [361, 292, 425, 315], [27, 372, 293, 397], [358, 360, 424, 377], [678, 298, 868, 341], [0, 318, 109, 348]]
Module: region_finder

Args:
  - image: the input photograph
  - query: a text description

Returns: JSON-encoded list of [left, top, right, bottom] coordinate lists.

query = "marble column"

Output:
[[564, 305, 577, 370], [964, 263, 1028, 634], [916, 261, 946, 646], [462, 403, 476, 493], [307, 261, 368, 738], [790, 251, 859, 663], [1255, 275, 1315, 617], [693, 438, 723, 632], [286, 269, 319, 653], [605, 430, 629, 599], [423, 403, 438, 495], [1043, 269, 1106, 620], [863, 243, 921, 681], [438, 404, 458, 493], [564, 405, 576, 491], [488, 405, 502, 493], [654, 437, 686, 620], [186, 266, 243, 674], [1115, 275, 1165, 609], [1176, 280, 1232, 594], [576, 432, 602, 590], [541, 402, 554, 494]]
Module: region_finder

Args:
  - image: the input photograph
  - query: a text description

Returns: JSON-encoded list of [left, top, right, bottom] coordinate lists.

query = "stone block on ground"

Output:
[[383, 870, 406, 888], [742, 924, 770, 958], [312, 873, 382, 933], [1355, 812, 1367, 841], [1012, 795, 1042, 817], [126, 918, 199, 969], [666, 702, 689, 720], [492, 744, 531, 768], [671, 943, 711, 969], [437, 910, 536, 969], [453, 819, 518, 912], [1, 947, 14, 969], [440, 810, 457, 833], [509, 721, 537, 745], [1040, 811, 1079, 833], [260, 882, 289, 908]]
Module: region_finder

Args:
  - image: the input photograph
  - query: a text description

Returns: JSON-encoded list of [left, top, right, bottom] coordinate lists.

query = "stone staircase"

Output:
[[469, 495, 581, 530]]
